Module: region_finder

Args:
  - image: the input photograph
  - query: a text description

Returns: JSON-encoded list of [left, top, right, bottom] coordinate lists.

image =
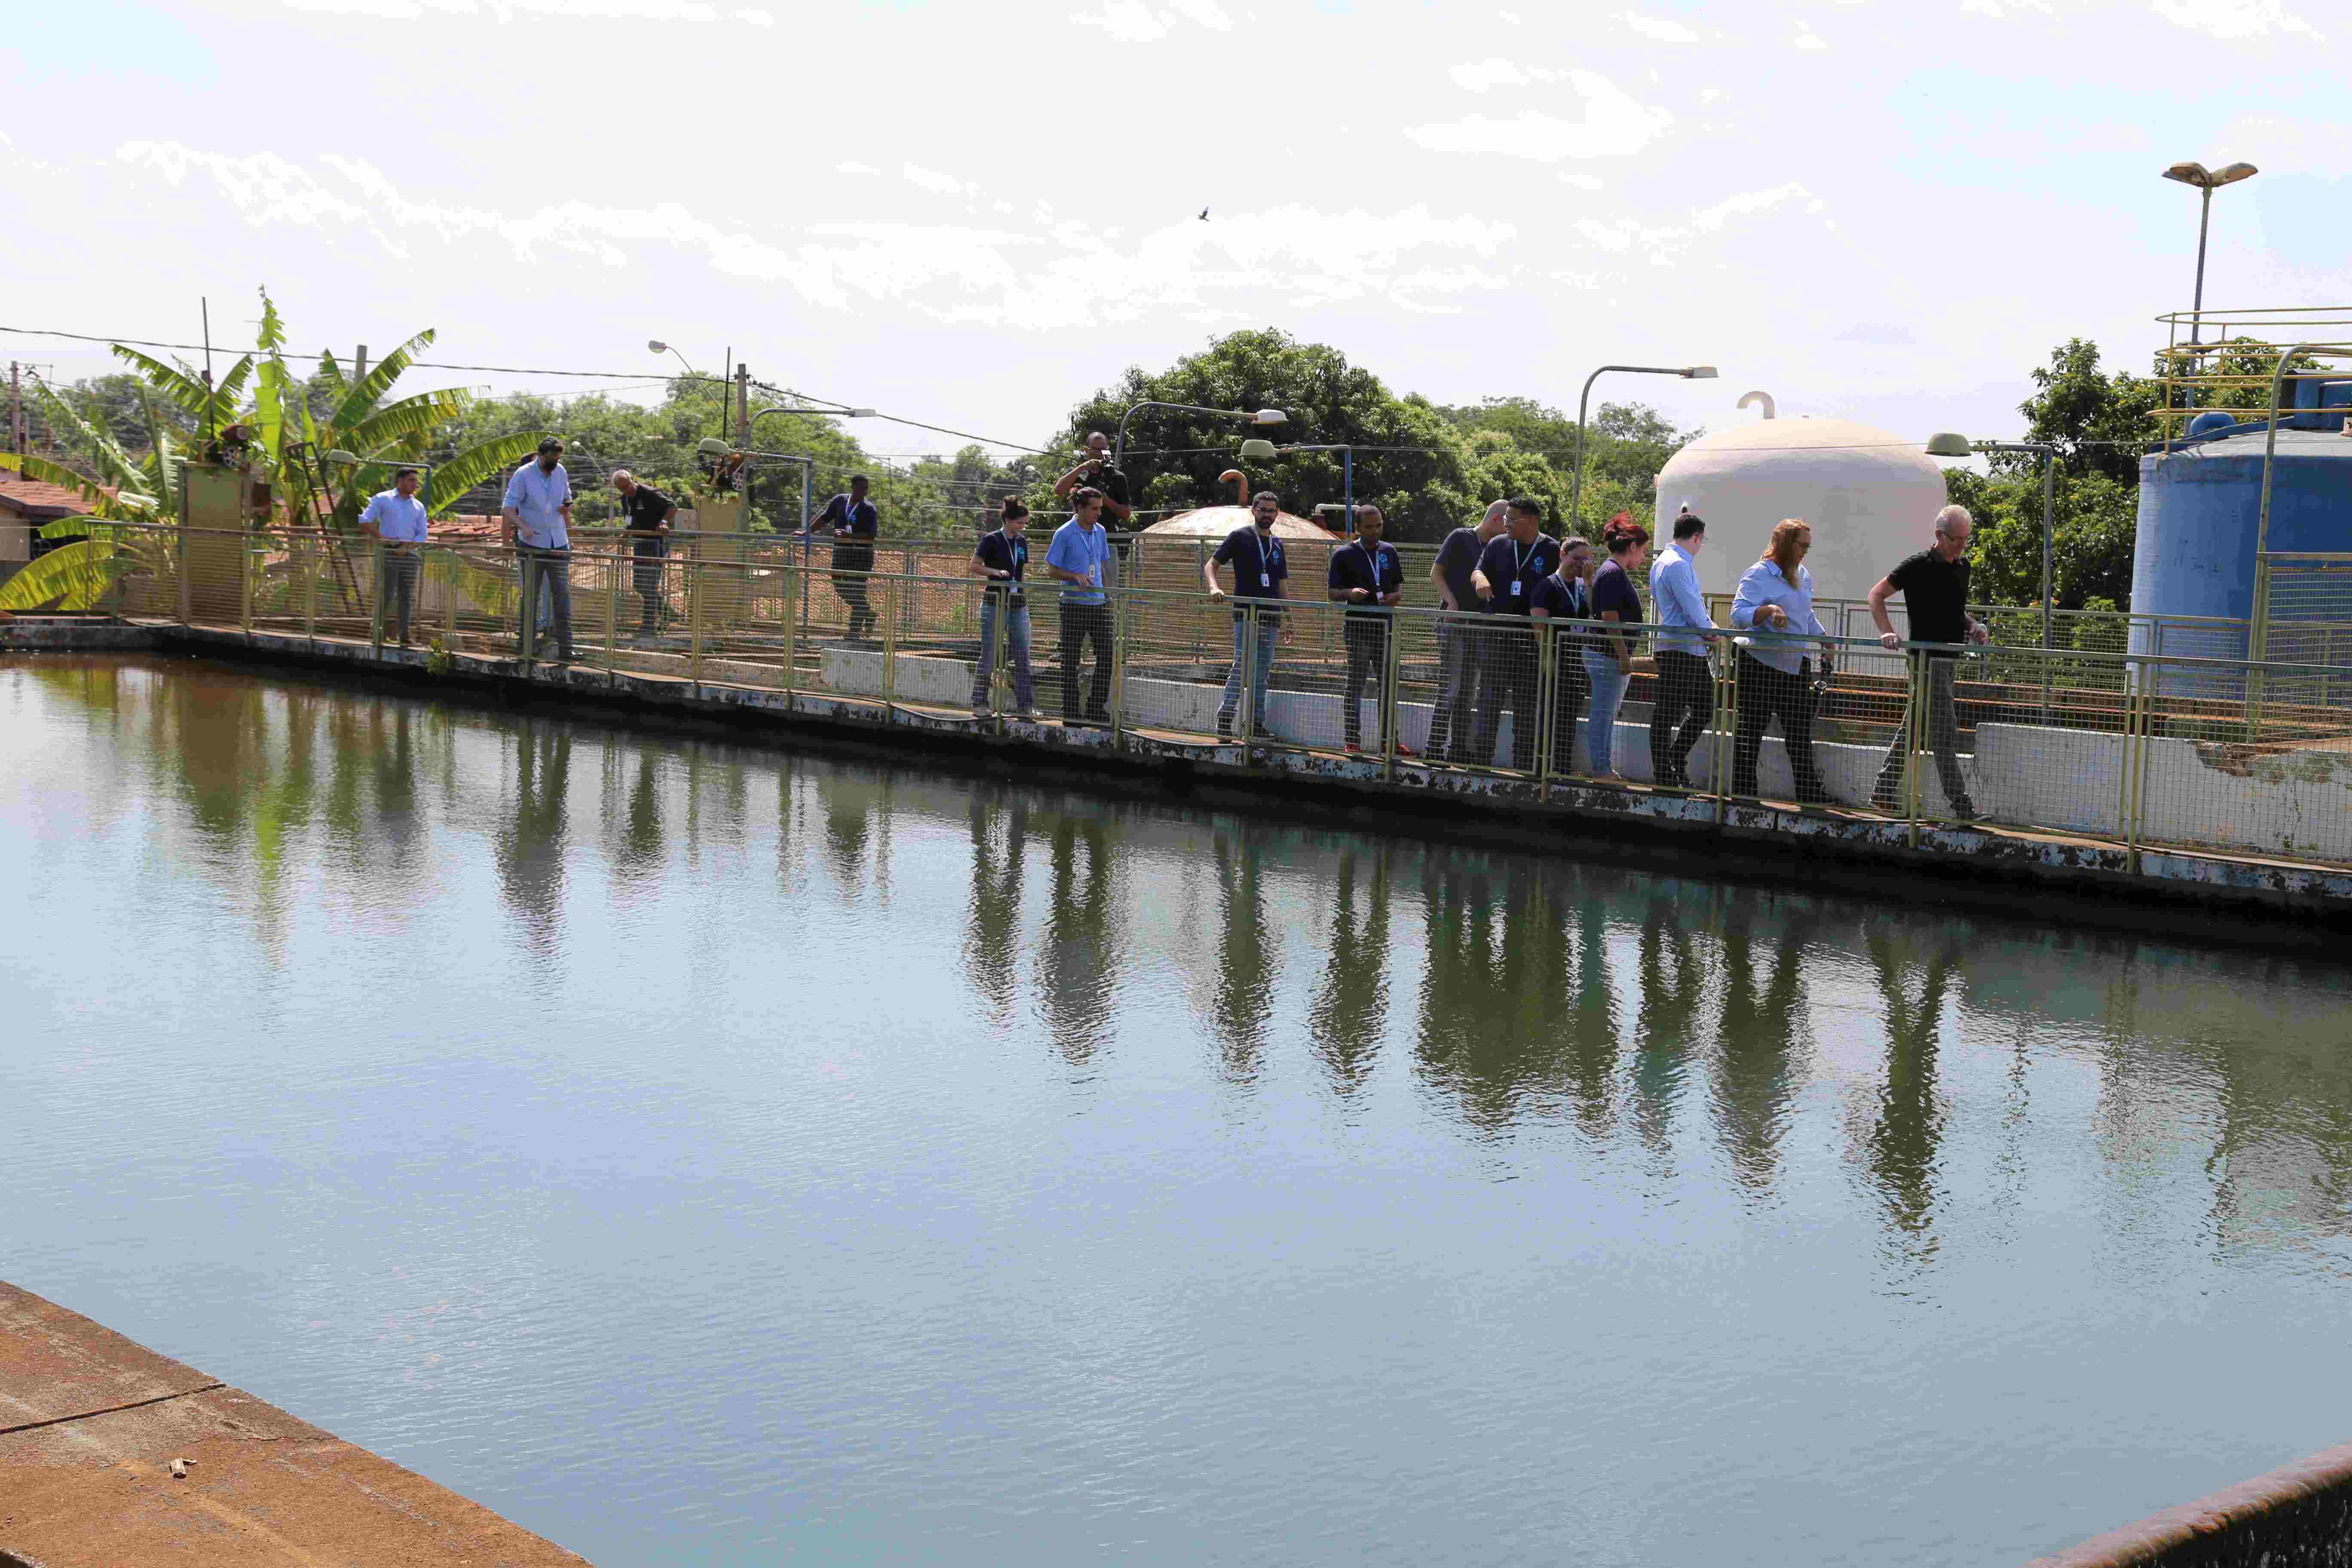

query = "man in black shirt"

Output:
[[611, 470, 676, 635], [1467, 496, 1560, 771], [966, 501, 1036, 714], [1204, 490, 1290, 740], [1868, 504, 1988, 819], [815, 474, 880, 640], [1051, 432, 1133, 526], [1325, 503, 1413, 755], [1426, 499, 1508, 763]]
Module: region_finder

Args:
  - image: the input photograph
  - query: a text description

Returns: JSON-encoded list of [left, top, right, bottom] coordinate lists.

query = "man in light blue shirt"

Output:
[[502, 437, 573, 663], [358, 465, 430, 647], [1727, 519, 1834, 803], [1045, 487, 1116, 723], [1646, 507, 1713, 788]]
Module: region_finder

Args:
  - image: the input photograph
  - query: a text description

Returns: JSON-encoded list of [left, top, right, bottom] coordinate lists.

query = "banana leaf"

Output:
[[0, 537, 142, 613], [425, 432, 548, 518]]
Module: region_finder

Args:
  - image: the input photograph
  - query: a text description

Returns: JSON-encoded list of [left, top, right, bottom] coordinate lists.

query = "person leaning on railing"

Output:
[[1728, 519, 1834, 805], [1583, 517, 1651, 783], [502, 437, 574, 665], [1205, 490, 1293, 742], [1326, 502, 1415, 756], [1866, 503, 1987, 822], [1467, 496, 1562, 772], [967, 497, 1038, 716], [1531, 533, 1595, 775], [1427, 499, 1509, 764], [611, 469, 675, 637], [1647, 508, 1714, 790], [1046, 487, 1116, 727], [357, 465, 428, 649]]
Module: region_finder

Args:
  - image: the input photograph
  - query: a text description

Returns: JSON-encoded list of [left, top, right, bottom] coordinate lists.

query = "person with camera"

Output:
[[967, 497, 1037, 715], [1867, 504, 1988, 820], [1051, 432, 1133, 526]]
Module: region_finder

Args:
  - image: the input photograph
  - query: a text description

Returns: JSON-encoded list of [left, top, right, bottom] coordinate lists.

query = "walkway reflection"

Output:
[[493, 717, 571, 971], [1309, 846, 1391, 1100], [1709, 894, 1810, 1198], [1036, 812, 1119, 1069], [1210, 827, 1278, 1089], [963, 794, 1028, 1025], [1862, 928, 1954, 1266]]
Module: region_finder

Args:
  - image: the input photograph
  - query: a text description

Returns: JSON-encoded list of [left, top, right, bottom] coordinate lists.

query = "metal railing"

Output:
[[59, 518, 2352, 876]]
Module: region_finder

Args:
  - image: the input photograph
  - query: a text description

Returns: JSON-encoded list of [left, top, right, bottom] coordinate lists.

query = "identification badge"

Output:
[[1261, 571, 1272, 587], [1511, 580, 1524, 597]]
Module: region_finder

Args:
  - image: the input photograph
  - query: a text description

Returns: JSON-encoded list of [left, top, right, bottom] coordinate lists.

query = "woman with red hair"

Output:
[[1727, 519, 1835, 805]]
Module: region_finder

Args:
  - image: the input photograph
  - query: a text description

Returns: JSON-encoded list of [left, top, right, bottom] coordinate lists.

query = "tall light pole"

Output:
[[1112, 403, 1286, 473], [647, 338, 701, 384], [1569, 364, 1716, 534], [2161, 161, 2257, 399], [1928, 432, 2058, 723]]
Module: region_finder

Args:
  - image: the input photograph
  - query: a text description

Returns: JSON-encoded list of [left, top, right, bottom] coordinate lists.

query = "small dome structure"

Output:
[[1143, 468, 1343, 542], [1652, 413, 1947, 605]]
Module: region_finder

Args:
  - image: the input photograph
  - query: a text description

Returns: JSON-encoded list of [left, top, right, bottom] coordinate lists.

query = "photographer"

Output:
[[1051, 432, 1133, 526]]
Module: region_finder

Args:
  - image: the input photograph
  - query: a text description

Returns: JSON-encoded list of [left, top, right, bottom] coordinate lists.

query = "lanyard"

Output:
[[1510, 535, 1534, 580]]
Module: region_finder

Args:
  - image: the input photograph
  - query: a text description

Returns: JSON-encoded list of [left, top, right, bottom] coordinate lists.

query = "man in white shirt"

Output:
[[358, 465, 429, 647], [502, 437, 574, 664]]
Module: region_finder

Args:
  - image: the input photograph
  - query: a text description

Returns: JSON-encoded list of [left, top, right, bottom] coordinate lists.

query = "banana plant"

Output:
[[0, 379, 179, 613]]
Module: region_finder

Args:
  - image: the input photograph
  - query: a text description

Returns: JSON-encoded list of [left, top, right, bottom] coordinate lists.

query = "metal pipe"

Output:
[[1569, 364, 1706, 535], [1112, 401, 1270, 473]]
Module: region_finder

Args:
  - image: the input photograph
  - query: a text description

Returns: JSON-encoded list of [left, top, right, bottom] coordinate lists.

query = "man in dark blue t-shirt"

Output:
[[1203, 491, 1290, 741], [968, 501, 1035, 714], [1326, 503, 1412, 755], [815, 474, 881, 639], [1466, 496, 1560, 770], [1427, 499, 1508, 762]]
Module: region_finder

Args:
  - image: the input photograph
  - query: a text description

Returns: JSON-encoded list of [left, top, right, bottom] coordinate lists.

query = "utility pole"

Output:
[[9, 362, 21, 470], [354, 344, 369, 384], [735, 363, 750, 444]]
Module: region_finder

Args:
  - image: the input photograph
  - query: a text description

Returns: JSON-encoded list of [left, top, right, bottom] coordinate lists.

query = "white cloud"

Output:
[[1168, 0, 1234, 26], [280, 0, 774, 18], [1069, 0, 1230, 40], [1793, 19, 1829, 46], [2149, 0, 2320, 35], [1451, 58, 1564, 90], [836, 161, 881, 176], [903, 162, 975, 197], [1409, 71, 1675, 161], [1622, 11, 1700, 41], [1572, 182, 1815, 256], [1498, 7, 1521, 18], [1558, 173, 1605, 190], [1959, 0, 2052, 12]]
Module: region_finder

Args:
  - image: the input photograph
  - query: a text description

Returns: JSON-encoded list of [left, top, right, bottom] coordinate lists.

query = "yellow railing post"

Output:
[[443, 547, 459, 649], [1109, 586, 1130, 744], [303, 534, 319, 642], [1713, 646, 1739, 824], [603, 550, 620, 671], [1906, 647, 1927, 848], [240, 534, 255, 637], [881, 572, 898, 711], [1534, 618, 1558, 795], [781, 560, 800, 695], [2117, 663, 2144, 861], [369, 539, 386, 656], [1379, 606, 1403, 783], [1239, 600, 1260, 747], [989, 584, 1010, 720], [688, 559, 704, 693]]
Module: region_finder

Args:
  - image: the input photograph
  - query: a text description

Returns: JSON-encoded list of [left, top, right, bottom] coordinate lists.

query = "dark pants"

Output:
[[1470, 623, 1540, 771], [633, 554, 666, 633], [1649, 649, 1715, 785], [1731, 655, 1828, 803], [377, 549, 420, 645], [1429, 622, 1482, 762], [1550, 639, 1590, 773], [1058, 600, 1115, 721], [833, 540, 876, 638], [518, 545, 573, 661], [1875, 656, 1971, 808], [1342, 617, 1390, 747]]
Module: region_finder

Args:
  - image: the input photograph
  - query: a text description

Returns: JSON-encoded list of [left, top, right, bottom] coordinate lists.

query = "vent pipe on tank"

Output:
[[1738, 390, 1776, 420]]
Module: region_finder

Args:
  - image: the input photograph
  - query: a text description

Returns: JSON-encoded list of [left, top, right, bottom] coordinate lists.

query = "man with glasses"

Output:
[[502, 436, 574, 664], [611, 469, 676, 637], [1868, 504, 1989, 820], [1205, 490, 1292, 742], [1467, 496, 1561, 771]]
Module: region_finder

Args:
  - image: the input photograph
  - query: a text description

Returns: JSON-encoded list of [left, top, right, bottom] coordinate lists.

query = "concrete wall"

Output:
[[2025, 1439, 2352, 1567]]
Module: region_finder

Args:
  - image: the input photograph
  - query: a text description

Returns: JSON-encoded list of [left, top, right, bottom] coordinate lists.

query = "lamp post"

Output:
[[1928, 432, 2058, 722], [1112, 402, 1286, 473], [2160, 161, 2257, 400], [1569, 364, 1716, 534]]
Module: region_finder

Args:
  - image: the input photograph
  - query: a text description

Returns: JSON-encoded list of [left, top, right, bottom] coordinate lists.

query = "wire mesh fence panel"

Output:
[[1109, 588, 1223, 738], [2133, 652, 2352, 866]]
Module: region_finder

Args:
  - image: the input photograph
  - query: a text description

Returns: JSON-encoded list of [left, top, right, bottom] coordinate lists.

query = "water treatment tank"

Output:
[[1651, 414, 1947, 604], [2129, 425, 2352, 650]]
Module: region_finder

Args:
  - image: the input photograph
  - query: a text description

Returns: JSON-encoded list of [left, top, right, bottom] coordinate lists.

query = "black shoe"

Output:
[[1870, 783, 1903, 814], [1950, 798, 1981, 823], [1251, 723, 1274, 741], [1216, 714, 1235, 741]]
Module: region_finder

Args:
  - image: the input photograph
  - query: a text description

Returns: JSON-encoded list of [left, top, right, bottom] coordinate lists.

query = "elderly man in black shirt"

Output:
[[611, 469, 676, 635], [1868, 503, 1989, 820], [1051, 432, 1134, 527], [1466, 496, 1561, 771]]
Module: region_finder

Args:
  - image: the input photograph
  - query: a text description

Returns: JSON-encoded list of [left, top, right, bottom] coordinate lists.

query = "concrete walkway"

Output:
[[0, 1282, 586, 1567]]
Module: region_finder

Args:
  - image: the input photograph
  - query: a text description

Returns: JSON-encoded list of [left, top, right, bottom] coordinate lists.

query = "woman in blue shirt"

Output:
[[1727, 520, 1835, 805]]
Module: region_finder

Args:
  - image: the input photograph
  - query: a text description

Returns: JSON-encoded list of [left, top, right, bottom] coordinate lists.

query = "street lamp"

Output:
[[648, 339, 701, 382], [1569, 364, 1715, 534], [1928, 432, 2059, 722], [2161, 160, 2257, 395], [1112, 402, 1286, 472]]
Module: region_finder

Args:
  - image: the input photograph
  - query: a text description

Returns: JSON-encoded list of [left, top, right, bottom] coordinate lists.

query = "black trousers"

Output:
[[1470, 623, 1539, 771], [1731, 655, 1829, 803], [377, 549, 420, 644], [1342, 618, 1389, 747], [632, 555, 665, 631], [832, 540, 876, 637], [1058, 601, 1115, 720], [1550, 640, 1590, 773], [1428, 622, 1482, 762], [1649, 649, 1714, 783]]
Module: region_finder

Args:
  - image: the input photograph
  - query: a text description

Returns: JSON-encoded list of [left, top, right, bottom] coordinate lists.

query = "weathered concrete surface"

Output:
[[0, 1282, 586, 1567], [2024, 1437, 2352, 1567]]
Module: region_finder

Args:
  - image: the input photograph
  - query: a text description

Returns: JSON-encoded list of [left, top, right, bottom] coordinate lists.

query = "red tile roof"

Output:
[[0, 471, 100, 520]]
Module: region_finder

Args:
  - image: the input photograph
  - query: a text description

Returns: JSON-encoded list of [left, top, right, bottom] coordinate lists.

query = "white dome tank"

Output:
[[1651, 411, 1947, 606]]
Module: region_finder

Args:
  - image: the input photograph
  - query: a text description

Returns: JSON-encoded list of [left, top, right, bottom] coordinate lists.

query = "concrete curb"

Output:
[[2024, 1440, 2352, 1567]]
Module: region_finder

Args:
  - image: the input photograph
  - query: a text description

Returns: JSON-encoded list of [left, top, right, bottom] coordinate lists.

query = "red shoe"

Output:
[[1344, 742, 1363, 755], [1394, 741, 1419, 758]]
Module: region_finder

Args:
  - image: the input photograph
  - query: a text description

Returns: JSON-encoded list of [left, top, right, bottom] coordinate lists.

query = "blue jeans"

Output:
[[1217, 614, 1279, 732], [1582, 646, 1631, 774], [973, 595, 1034, 710]]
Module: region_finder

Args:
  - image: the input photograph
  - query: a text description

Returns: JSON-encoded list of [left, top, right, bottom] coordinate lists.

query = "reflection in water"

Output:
[[963, 795, 1028, 1024], [1629, 889, 1708, 1175], [1308, 846, 1390, 1101], [1036, 813, 1118, 1069], [494, 719, 572, 970], [1210, 828, 1277, 1088], [1864, 928, 1953, 1266], [1710, 897, 1808, 1197]]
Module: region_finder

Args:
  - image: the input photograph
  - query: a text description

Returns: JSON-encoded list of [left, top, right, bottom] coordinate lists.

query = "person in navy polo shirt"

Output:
[[1466, 495, 1560, 770], [815, 474, 880, 640], [1204, 490, 1292, 741], [1326, 503, 1414, 756], [966, 497, 1036, 714]]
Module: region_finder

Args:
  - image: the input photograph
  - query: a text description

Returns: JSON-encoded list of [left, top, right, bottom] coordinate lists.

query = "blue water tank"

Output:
[[2130, 428, 2352, 661]]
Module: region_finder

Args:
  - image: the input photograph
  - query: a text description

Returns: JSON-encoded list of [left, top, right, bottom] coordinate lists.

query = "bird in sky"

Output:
[[1199, 207, 1210, 220]]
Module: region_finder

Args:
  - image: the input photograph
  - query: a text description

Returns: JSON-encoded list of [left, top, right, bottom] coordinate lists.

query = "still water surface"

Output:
[[6, 657, 2352, 1566]]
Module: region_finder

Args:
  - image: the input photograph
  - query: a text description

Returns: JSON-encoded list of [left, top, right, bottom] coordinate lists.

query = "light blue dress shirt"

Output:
[[1729, 558, 1830, 675], [1649, 542, 1710, 657], [358, 490, 428, 545], [1046, 519, 1111, 606], [503, 461, 572, 549]]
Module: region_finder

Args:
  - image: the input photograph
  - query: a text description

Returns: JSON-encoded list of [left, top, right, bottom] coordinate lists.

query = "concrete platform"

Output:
[[0, 1282, 586, 1567]]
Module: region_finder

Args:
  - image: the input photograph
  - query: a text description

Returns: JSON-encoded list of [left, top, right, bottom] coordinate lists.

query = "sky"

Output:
[[4, 0, 2349, 462]]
